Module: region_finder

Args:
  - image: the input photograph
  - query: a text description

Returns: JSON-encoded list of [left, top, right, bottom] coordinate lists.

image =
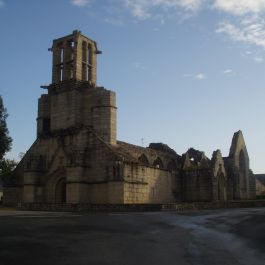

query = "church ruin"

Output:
[[4, 30, 256, 206]]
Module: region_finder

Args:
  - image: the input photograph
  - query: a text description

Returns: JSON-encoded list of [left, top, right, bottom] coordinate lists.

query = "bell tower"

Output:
[[50, 30, 101, 85], [37, 30, 116, 146]]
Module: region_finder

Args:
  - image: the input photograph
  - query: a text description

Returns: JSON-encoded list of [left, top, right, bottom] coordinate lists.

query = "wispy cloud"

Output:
[[71, 0, 90, 7], [223, 69, 233, 74], [184, 73, 206, 80], [69, 0, 265, 51], [216, 18, 265, 49], [214, 0, 265, 16], [124, 0, 204, 20], [214, 1, 265, 49], [0, 0, 5, 7]]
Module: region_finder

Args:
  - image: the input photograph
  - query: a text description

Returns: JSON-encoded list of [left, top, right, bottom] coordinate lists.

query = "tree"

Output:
[[0, 95, 12, 162], [0, 159, 17, 185]]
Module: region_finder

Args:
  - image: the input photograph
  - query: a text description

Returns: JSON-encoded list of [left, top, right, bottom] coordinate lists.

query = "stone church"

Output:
[[4, 31, 256, 206]]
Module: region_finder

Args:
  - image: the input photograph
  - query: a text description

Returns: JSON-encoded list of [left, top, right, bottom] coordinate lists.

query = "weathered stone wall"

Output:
[[91, 88, 116, 145], [249, 171, 257, 198], [37, 84, 117, 146], [228, 131, 251, 199], [182, 169, 213, 202], [256, 179, 265, 196], [123, 163, 176, 203]]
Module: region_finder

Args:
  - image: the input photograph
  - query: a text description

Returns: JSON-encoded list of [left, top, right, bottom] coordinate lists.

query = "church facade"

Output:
[[4, 31, 256, 206]]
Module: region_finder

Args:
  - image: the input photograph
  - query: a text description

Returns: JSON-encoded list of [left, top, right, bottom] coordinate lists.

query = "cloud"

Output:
[[254, 57, 263, 63], [184, 73, 206, 80], [68, 0, 265, 51], [245, 50, 253, 55], [216, 17, 265, 49], [0, 0, 5, 7], [223, 69, 233, 74], [194, 73, 206, 80], [124, 0, 204, 20], [214, 0, 265, 16], [71, 0, 90, 7], [214, 1, 265, 50]]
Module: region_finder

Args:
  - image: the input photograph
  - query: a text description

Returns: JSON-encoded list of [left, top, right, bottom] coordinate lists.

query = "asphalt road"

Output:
[[0, 208, 264, 265]]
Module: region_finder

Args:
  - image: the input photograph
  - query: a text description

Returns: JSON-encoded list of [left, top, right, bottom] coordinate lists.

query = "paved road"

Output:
[[0, 208, 264, 265]]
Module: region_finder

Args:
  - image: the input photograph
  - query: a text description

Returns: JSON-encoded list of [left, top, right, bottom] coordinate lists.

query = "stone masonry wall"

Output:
[[123, 163, 175, 203], [183, 169, 213, 202]]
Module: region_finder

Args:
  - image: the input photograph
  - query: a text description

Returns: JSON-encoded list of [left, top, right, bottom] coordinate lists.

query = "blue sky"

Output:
[[1, 0, 265, 173]]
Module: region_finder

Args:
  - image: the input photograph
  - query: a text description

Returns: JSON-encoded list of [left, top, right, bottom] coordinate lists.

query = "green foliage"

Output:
[[0, 159, 17, 185], [0, 95, 12, 162]]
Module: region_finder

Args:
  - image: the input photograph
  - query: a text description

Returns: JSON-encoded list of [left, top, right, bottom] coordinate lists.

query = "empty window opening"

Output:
[[82, 41, 87, 62], [239, 150, 247, 190], [60, 47, 64, 64], [69, 40, 75, 48], [86, 66, 92, 81], [138, 154, 149, 166], [60, 66, 63, 81], [153, 157, 164, 169], [87, 45, 92, 65]]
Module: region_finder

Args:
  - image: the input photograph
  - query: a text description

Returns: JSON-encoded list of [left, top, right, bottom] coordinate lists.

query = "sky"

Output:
[[0, 0, 265, 173]]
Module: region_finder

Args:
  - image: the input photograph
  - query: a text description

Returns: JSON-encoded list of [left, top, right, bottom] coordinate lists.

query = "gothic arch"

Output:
[[153, 157, 164, 169], [239, 149, 247, 191], [46, 168, 67, 203], [138, 154, 149, 166]]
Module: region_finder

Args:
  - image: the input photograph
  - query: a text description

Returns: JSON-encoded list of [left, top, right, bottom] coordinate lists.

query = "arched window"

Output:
[[138, 154, 149, 166], [82, 41, 88, 80], [239, 150, 247, 190], [153, 157, 164, 169]]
